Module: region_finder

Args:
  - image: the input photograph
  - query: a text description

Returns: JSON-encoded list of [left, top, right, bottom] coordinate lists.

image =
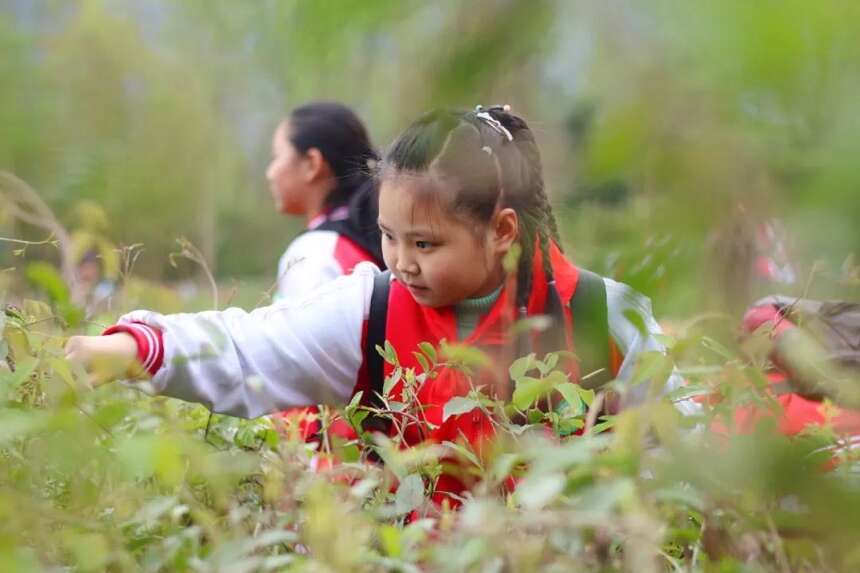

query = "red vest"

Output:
[[356, 243, 590, 505], [333, 235, 376, 276]]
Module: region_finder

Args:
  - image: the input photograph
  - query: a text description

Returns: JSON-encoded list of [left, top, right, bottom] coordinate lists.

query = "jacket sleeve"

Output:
[[604, 278, 701, 416], [118, 262, 378, 419]]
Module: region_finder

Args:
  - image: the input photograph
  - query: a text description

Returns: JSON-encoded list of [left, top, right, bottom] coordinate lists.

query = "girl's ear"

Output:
[[491, 207, 519, 254], [303, 148, 332, 183]]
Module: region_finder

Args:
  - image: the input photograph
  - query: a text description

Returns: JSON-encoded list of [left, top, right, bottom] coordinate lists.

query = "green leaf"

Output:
[[0, 409, 48, 444], [387, 401, 407, 412], [577, 386, 596, 407], [395, 473, 425, 515], [623, 308, 648, 336], [25, 262, 69, 305], [58, 301, 85, 328], [379, 524, 402, 558], [441, 440, 482, 468], [544, 370, 568, 388], [665, 385, 711, 403], [510, 315, 553, 335], [653, 333, 676, 349], [442, 397, 480, 422], [502, 242, 522, 273], [509, 353, 536, 380], [345, 390, 364, 415], [556, 382, 584, 413], [62, 532, 109, 571], [590, 418, 616, 434], [512, 376, 554, 410], [441, 342, 491, 369], [382, 367, 401, 398], [383, 340, 399, 366], [701, 336, 737, 361], [10, 356, 39, 387], [558, 417, 585, 436], [418, 341, 437, 364], [413, 351, 430, 373], [515, 473, 566, 510], [49, 357, 76, 388], [348, 409, 369, 431], [629, 351, 671, 387], [23, 299, 52, 322]]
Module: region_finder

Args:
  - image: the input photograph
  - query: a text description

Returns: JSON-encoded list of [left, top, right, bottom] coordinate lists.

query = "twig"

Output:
[[0, 232, 57, 247], [169, 237, 219, 310], [773, 260, 822, 332], [584, 391, 606, 435], [0, 172, 77, 294], [765, 512, 792, 573], [256, 257, 305, 307], [116, 243, 145, 285]]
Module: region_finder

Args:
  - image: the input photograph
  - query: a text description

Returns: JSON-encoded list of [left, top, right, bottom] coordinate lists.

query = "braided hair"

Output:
[[381, 106, 562, 309]]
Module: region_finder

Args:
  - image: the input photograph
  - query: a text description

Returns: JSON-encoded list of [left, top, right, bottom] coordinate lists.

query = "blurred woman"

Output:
[[265, 101, 384, 300], [265, 101, 384, 443]]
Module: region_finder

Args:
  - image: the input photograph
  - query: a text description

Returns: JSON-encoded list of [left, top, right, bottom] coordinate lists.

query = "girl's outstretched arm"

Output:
[[67, 263, 378, 418]]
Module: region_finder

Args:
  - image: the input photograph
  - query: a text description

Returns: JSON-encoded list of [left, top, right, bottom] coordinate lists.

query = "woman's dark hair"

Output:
[[287, 101, 383, 263], [381, 107, 561, 309], [288, 101, 379, 210]]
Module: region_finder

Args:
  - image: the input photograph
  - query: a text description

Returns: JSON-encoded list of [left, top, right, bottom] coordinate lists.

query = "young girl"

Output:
[[266, 101, 383, 300], [66, 106, 693, 505]]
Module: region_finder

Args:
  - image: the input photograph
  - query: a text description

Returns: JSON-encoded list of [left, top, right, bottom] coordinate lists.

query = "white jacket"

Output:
[[118, 263, 697, 418]]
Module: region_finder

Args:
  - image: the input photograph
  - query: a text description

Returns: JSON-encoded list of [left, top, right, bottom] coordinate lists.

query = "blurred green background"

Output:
[[3, 0, 859, 316]]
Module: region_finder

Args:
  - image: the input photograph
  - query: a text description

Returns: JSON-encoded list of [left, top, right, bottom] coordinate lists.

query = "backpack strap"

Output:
[[364, 271, 392, 433], [569, 267, 612, 389]]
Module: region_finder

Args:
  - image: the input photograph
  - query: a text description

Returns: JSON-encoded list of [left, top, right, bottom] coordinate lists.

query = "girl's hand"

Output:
[[64, 333, 145, 386]]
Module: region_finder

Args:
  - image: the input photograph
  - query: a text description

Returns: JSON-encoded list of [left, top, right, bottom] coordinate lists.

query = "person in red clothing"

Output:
[[65, 106, 694, 507], [266, 101, 385, 444], [733, 300, 860, 441]]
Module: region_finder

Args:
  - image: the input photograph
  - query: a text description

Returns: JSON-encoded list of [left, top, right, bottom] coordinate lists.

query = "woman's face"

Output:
[[265, 121, 310, 215]]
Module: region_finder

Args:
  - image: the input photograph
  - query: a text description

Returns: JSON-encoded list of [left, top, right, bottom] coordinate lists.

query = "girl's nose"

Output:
[[396, 261, 419, 277], [395, 250, 419, 276]]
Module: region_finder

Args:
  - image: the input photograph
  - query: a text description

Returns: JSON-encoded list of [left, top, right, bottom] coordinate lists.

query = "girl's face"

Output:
[[378, 177, 518, 308], [265, 121, 311, 215]]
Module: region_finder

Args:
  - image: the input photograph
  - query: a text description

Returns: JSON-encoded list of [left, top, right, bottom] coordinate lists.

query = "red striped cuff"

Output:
[[102, 322, 164, 376]]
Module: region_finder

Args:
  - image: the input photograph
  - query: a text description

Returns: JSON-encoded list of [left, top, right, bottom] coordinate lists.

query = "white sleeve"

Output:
[[274, 231, 343, 302], [604, 278, 701, 416], [121, 262, 379, 419]]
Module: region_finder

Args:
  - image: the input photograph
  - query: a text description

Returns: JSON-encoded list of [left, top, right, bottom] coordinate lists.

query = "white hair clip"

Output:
[[481, 145, 493, 155], [474, 105, 514, 142]]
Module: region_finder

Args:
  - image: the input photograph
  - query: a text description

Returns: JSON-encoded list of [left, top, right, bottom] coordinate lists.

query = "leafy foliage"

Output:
[[3, 1, 860, 571], [1, 291, 860, 571]]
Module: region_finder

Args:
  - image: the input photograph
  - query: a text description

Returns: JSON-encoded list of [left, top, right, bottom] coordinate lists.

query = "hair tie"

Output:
[[474, 105, 514, 142]]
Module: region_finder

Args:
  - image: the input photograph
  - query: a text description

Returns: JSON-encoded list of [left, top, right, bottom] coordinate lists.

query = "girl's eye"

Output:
[[415, 240, 432, 249], [382, 232, 394, 242]]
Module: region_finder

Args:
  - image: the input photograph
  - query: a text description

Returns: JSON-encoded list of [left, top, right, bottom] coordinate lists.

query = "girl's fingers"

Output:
[[64, 334, 141, 385]]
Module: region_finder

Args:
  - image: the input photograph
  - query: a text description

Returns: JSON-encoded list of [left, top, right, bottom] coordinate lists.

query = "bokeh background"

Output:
[[4, 4, 860, 571], [3, 0, 859, 317]]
